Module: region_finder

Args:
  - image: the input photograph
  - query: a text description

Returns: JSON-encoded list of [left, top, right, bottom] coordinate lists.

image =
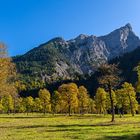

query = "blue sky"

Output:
[[0, 0, 140, 56]]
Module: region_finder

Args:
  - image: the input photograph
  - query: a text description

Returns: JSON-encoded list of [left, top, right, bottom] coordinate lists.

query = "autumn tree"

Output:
[[87, 98, 96, 114], [98, 63, 121, 122], [121, 82, 138, 116], [0, 43, 8, 96], [15, 97, 26, 113], [78, 86, 89, 114], [58, 83, 78, 116], [25, 96, 34, 114], [0, 99, 3, 113], [33, 98, 43, 112], [15, 81, 26, 93], [39, 89, 51, 114], [0, 44, 17, 105], [51, 91, 62, 114], [115, 89, 129, 117], [95, 87, 107, 114], [2, 95, 14, 114]]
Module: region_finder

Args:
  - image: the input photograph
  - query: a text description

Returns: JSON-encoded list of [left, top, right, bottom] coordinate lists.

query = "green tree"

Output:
[[98, 63, 121, 122], [39, 89, 51, 114], [95, 87, 107, 114]]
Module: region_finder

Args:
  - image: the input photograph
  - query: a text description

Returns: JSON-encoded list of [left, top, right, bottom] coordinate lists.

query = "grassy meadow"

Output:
[[0, 114, 140, 140]]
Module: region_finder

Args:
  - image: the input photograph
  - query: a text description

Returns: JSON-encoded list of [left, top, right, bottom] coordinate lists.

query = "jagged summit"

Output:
[[99, 23, 140, 58], [124, 23, 132, 31], [75, 34, 89, 40]]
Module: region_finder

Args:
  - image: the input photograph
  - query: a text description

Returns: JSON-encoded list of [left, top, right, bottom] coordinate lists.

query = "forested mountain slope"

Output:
[[13, 24, 140, 96]]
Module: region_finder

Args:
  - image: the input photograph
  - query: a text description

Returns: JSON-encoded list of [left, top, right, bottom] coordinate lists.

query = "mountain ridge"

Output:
[[13, 23, 140, 85]]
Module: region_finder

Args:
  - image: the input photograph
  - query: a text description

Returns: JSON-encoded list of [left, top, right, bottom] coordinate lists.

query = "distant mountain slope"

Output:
[[110, 46, 140, 84], [13, 23, 140, 86]]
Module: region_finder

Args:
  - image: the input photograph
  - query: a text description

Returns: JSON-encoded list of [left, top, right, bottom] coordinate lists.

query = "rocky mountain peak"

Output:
[[76, 34, 89, 40], [124, 23, 132, 31], [99, 24, 140, 59]]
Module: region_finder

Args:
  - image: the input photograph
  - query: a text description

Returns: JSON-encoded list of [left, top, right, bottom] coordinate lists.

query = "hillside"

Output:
[[13, 23, 140, 96], [110, 46, 140, 84]]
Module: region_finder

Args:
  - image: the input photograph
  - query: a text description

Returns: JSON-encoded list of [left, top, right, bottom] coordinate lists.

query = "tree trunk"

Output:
[[44, 107, 46, 115], [68, 104, 71, 116], [122, 105, 124, 117], [13, 97, 16, 115], [118, 108, 122, 118], [81, 103, 84, 115], [108, 85, 115, 122], [43, 101, 46, 115]]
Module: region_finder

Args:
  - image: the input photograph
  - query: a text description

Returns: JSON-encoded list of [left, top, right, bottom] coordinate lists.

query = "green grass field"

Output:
[[0, 114, 140, 140]]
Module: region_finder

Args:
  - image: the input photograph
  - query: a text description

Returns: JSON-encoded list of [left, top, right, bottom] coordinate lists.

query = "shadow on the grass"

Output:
[[0, 122, 138, 129], [103, 134, 140, 140], [0, 123, 117, 129], [0, 114, 109, 119], [0, 115, 65, 119], [48, 121, 140, 128], [0, 114, 137, 120], [0, 123, 140, 140], [0, 123, 116, 129]]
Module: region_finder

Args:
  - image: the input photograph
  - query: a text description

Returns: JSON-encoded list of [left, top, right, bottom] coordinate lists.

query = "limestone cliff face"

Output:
[[100, 23, 140, 59], [67, 35, 109, 74], [64, 23, 140, 75], [14, 24, 140, 82]]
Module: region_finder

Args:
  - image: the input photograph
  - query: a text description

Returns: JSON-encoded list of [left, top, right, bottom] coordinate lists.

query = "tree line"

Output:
[[0, 84, 96, 115], [0, 82, 139, 117]]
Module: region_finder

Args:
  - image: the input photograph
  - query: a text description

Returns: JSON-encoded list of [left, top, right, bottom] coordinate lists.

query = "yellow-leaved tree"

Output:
[[78, 86, 89, 114], [39, 88, 51, 114], [95, 87, 107, 115], [58, 83, 79, 116], [121, 82, 138, 116], [0, 44, 17, 113]]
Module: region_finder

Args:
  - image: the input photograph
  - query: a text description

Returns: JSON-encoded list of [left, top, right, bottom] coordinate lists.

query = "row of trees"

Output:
[[95, 82, 138, 117], [0, 81, 139, 118], [0, 83, 96, 115]]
